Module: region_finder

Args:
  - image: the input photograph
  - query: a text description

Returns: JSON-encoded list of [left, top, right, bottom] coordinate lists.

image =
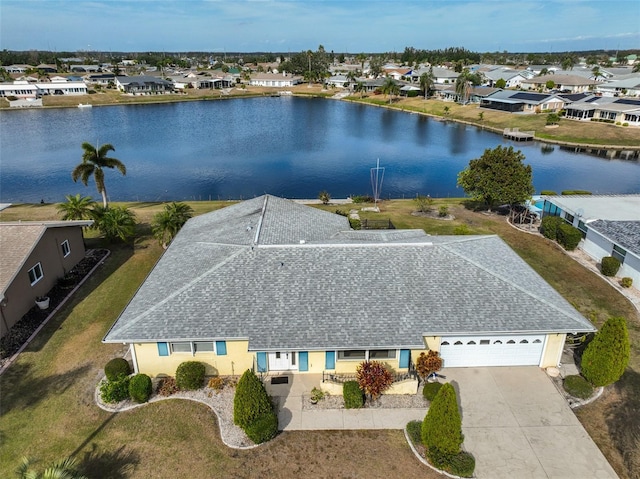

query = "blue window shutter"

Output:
[[157, 342, 169, 356], [325, 351, 335, 370], [215, 341, 227, 356], [299, 351, 309, 371], [256, 352, 267, 372], [399, 349, 410, 369]]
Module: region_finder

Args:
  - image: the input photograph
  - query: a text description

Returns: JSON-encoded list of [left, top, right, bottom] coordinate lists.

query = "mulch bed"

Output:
[[0, 249, 109, 363]]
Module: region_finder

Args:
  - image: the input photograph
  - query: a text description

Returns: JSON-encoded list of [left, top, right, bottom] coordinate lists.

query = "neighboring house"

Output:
[[540, 195, 640, 290], [69, 65, 102, 73], [84, 73, 116, 85], [520, 74, 597, 93], [435, 85, 500, 104], [36, 81, 88, 96], [482, 68, 528, 88], [36, 64, 57, 73], [564, 96, 640, 126], [4, 64, 32, 73], [0, 221, 92, 338], [480, 90, 566, 113], [596, 76, 640, 97], [0, 81, 39, 98], [410, 66, 458, 84], [115, 75, 174, 95], [249, 73, 302, 87], [103, 195, 594, 378], [326, 74, 350, 88]]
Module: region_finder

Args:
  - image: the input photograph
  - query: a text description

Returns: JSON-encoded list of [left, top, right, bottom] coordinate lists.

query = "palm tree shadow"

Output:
[[78, 443, 139, 479]]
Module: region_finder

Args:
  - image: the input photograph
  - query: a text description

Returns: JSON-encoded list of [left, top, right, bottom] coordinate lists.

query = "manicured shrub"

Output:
[[234, 369, 272, 428], [343, 380, 364, 409], [561, 190, 592, 195], [601, 256, 621, 277], [421, 383, 463, 455], [556, 223, 582, 251], [621, 277, 633, 288], [349, 218, 361, 230], [356, 360, 394, 400], [423, 382, 444, 401], [453, 224, 471, 235], [563, 375, 594, 400], [100, 375, 130, 403], [129, 373, 152, 403], [406, 420, 422, 445], [438, 205, 449, 217], [581, 317, 630, 387], [540, 190, 557, 196], [104, 358, 131, 381], [427, 449, 475, 478], [208, 376, 226, 391], [540, 215, 562, 240], [156, 376, 179, 396], [244, 410, 278, 444], [416, 350, 443, 382], [175, 361, 206, 390], [351, 195, 374, 203]]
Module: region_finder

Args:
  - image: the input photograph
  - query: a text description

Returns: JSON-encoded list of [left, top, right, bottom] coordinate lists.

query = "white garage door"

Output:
[[440, 335, 545, 367]]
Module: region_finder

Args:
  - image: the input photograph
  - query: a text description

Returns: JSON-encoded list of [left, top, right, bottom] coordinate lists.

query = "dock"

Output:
[[503, 128, 534, 141]]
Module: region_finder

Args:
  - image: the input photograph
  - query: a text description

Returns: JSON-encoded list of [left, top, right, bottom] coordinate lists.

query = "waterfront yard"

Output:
[[0, 200, 638, 478]]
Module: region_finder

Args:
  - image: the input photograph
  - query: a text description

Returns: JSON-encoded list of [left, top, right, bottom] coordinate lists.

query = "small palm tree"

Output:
[[318, 191, 331, 205], [354, 81, 366, 98], [151, 202, 194, 248], [91, 205, 136, 242], [16, 456, 88, 479], [381, 77, 399, 104], [56, 194, 96, 221], [71, 142, 126, 208]]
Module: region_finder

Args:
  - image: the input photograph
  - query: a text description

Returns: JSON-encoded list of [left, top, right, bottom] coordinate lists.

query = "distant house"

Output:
[[596, 76, 640, 98], [564, 96, 640, 126], [36, 64, 58, 73], [69, 65, 102, 73], [540, 195, 640, 290], [36, 81, 88, 96], [411, 66, 458, 84], [480, 90, 566, 113], [326, 74, 350, 88], [115, 75, 174, 95], [0, 81, 39, 98], [5, 64, 32, 74], [435, 85, 501, 104], [0, 221, 92, 338], [249, 73, 302, 87], [482, 68, 528, 88], [103, 195, 594, 378], [520, 74, 597, 93], [84, 73, 116, 85]]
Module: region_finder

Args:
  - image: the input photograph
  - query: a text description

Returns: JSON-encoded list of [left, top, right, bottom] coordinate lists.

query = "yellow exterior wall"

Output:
[[134, 341, 254, 378], [540, 333, 566, 368], [423, 336, 441, 352]]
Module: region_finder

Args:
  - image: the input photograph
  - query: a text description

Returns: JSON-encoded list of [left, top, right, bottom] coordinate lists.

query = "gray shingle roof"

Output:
[[588, 220, 640, 256], [103, 196, 594, 349]]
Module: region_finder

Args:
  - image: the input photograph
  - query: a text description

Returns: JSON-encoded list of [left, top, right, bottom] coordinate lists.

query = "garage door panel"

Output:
[[440, 335, 545, 367]]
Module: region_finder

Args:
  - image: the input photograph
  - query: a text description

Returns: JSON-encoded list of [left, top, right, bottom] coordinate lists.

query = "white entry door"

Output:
[[268, 351, 297, 371], [440, 335, 545, 367]]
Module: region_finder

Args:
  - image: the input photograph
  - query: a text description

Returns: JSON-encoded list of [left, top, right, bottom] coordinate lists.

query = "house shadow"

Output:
[[78, 443, 139, 479]]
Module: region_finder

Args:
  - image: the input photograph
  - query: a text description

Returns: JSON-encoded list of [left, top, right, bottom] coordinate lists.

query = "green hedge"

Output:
[[621, 277, 633, 288], [541, 215, 562, 240], [540, 190, 557, 195], [129, 373, 152, 403], [244, 410, 278, 444], [601, 256, 621, 277], [234, 369, 273, 428], [427, 448, 476, 478], [100, 375, 130, 403], [104, 358, 131, 381], [561, 190, 592, 195], [563, 375, 593, 399], [581, 317, 630, 387], [406, 420, 422, 445], [556, 223, 582, 251], [423, 382, 443, 401], [343, 380, 364, 409], [421, 383, 463, 455], [175, 361, 206, 390]]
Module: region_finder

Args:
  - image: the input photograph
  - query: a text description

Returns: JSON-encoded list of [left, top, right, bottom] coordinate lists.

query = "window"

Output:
[[61, 240, 71, 257], [171, 342, 192, 353], [612, 245, 626, 264], [467, 341, 477, 345], [520, 340, 529, 344], [28, 263, 43, 285], [441, 341, 450, 346], [369, 349, 396, 360], [533, 339, 542, 344], [564, 213, 575, 224], [194, 341, 214, 352], [507, 340, 516, 344], [479, 340, 490, 345], [494, 340, 503, 344], [337, 350, 366, 360]]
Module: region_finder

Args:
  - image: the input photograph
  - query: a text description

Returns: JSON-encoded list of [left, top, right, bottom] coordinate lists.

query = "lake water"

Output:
[[1, 97, 639, 203]]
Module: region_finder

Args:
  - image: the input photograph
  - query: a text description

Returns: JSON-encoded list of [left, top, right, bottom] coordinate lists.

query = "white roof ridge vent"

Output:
[[299, 240, 306, 244]]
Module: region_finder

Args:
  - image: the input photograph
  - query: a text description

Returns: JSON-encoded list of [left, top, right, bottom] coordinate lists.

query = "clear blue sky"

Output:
[[1, 0, 639, 54]]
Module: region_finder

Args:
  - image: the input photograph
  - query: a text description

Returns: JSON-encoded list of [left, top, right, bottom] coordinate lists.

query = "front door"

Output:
[[268, 351, 297, 371]]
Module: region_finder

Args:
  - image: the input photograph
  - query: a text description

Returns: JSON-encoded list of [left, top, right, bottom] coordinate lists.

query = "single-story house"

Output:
[[0, 220, 93, 338], [540, 195, 640, 290], [480, 90, 566, 113], [596, 76, 640, 98], [563, 96, 640, 126], [84, 73, 116, 85], [326, 75, 350, 88], [520, 74, 597, 93], [0, 81, 39, 98], [69, 65, 102, 73], [410, 66, 459, 84], [36, 81, 88, 96], [435, 85, 501, 104], [249, 73, 302, 88], [115, 75, 174, 95], [103, 195, 595, 378], [482, 68, 528, 88]]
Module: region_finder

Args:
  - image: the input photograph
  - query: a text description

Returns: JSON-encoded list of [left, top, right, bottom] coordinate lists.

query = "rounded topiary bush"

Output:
[[244, 410, 278, 444], [100, 376, 130, 403], [422, 383, 463, 455], [601, 256, 621, 277], [129, 373, 153, 403], [540, 215, 562, 240], [104, 358, 131, 381], [581, 317, 630, 387], [563, 375, 594, 399], [175, 361, 206, 390], [343, 380, 364, 409], [621, 277, 633, 288], [423, 382, 444, 401], [234, 369, 273, 429], [556, 223, 582, 251]]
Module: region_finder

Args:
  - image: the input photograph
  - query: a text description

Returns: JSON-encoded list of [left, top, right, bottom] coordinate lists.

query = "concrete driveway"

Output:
[[444, 367, 618, 479]]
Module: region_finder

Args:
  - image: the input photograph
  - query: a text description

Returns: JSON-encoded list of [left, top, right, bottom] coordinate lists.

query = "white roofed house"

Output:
[[564, 96, 640, 126], [249, 72, 302, 87], [596, 76, 640, 98], [482, 68, 528, 88], [103, 196, 595, 382]]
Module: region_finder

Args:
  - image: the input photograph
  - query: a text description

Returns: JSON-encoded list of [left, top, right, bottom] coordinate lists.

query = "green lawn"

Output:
[[1, 200, 638, 478]]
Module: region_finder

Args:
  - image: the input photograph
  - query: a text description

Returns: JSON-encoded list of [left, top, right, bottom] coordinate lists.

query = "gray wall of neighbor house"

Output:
[[0, 227, 86, 338]]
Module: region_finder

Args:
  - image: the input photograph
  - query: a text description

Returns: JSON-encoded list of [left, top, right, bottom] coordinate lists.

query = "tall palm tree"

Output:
[[72, 142, 126, 208], [16, 456, 88, 479], [380, 77, 399, 104], [419, 66, 435, 100], [151, 202, 194, 248], [56, 194, 96, 221], [354, 81, 366, 98]]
